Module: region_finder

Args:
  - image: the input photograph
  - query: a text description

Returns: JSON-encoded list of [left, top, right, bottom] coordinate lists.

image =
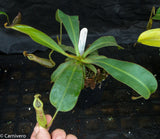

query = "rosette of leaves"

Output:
[[0, 10, 158, 124]]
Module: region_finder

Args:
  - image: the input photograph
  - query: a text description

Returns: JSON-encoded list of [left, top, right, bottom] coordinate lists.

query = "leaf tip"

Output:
[[117, 45, 124, 50]]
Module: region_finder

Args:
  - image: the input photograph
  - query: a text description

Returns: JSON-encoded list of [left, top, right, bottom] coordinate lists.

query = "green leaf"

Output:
[[5, 24, 67, 56], [152, 14, 160, 20], [51, 60, 74, 82], [85, 56, 157, 99], [50, 63, 84, 112], [88, 49, 99, 57], [60, 44, 75, 54], [55, 9, 61, 23], [0, 11, 10, 24], [83, 36, 121, 58], [85, 64, 97, 75], [82, 65, 86, 88], [137, 28, 160, 47], [152, 7, 160, 20], [56, 9, 80, 56]]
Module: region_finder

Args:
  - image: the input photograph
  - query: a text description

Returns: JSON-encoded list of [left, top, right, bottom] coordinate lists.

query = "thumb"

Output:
[[30, 114, 52, 139], [33, 125, 51, 139]]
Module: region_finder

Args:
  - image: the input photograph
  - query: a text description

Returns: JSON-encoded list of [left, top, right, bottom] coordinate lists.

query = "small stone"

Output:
[[11, 77, 14, 80], [25, 89, 28, 92], [4, 69, 7, 73], [10, 71, 22, 79]]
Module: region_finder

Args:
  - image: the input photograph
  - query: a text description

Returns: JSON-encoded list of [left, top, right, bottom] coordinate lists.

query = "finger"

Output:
[[45, 114, 52, 129], [30, 125, 51, 139], [30, 114, 52, 139], [66, 134, 78, 139], [51, 129, 66, 139], [36, 126, 51, 139]]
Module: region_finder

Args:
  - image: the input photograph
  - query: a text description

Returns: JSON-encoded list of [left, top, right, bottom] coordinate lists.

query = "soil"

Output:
[[0, 44, 160, 139]]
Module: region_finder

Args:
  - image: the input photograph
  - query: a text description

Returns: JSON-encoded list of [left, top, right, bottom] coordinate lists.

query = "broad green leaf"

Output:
[[137, 28, 160, 47], [5, 24, 67, 56], [152, 7, 160, 20], [88, 49, 99, 56], [83, 36, 121, 58], [56, 9, 80, 56], [51, 60, 74, 82], [0, 11, 10, 24], [60, 44, 75, 54], [85, 56, 157, 99], [50, 63, 84, 112]]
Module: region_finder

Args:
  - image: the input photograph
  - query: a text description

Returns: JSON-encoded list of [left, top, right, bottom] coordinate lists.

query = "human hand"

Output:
[[30, 114, 77, 139]]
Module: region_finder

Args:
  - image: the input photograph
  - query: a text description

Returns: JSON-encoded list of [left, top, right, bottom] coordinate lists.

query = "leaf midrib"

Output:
[[84, 40, 118, 57], [89, 42, 117, 51], [57, 65, 77, 111], [98, 60, 150, 94], [67, 16, 78, 47], [12, 25, 64, 53]]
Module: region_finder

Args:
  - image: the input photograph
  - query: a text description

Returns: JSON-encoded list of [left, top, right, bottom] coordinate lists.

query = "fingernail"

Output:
[[55, 137, 65, 139], [53, 135, 65, 139]]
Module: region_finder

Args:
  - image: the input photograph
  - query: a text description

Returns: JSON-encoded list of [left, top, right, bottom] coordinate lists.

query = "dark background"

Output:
[[1, 1, 160, 139], [0, 0, 160, 53]]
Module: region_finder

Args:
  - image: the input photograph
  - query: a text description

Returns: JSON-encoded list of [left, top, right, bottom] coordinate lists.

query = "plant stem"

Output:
[[131, 96, 143, 100], [66, 53, 79, 60], [47, 110, 59, 128], [49, 50, 55, 66], [60, 22, 62, 45]]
